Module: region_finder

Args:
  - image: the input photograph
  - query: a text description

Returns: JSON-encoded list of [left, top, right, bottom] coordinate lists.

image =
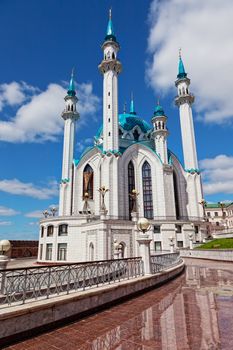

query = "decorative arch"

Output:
[[128, 161, 135, 217], [142, 161, 153, 219], [83, 164, 94, 199]]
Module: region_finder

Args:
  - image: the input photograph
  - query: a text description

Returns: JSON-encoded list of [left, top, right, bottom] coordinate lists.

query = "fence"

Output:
[[150, 253, 181, 274], [0, 257, 143, 308]]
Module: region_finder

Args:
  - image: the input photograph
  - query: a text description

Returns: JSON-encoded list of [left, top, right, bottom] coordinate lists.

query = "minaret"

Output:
[[98, 9, 122, 152], [175, 51, 198, 171], [151, 101, 169, 163], [59, 70, 80, 216]]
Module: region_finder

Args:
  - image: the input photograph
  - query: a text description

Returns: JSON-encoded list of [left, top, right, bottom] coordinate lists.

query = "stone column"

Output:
[[137, 235, 152, 275], [0, 255, 8, 294]]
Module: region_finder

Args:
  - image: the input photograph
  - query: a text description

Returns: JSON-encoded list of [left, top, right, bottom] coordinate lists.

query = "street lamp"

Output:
[[199, 199, 207, 220], [98, 186, 109, 214], [50, 206, 58, 217], [0, 240, 11, 257], [137, 218, 151, 234], [218, 201, 227, 229], [42, 209, 50, 218]]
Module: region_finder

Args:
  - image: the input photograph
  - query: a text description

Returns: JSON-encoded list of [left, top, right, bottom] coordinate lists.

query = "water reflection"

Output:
[[86, 260, 233, 350], [4, 259, 233, 350]]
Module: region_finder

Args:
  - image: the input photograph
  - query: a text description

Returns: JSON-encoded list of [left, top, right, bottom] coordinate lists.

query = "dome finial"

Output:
[[67, 68, 76, 96], [179, 47, 182, 59], [130, 92, 136, 115], [105, 8, 116, 41], [123, 101, 127, 114], [177, 48, 187, 79]]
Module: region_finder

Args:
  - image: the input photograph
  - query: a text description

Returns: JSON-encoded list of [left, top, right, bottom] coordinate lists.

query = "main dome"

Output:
[[95, 113, 151, 139]]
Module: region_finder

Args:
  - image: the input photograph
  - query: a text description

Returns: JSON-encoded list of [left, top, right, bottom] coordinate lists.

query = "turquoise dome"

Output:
[[153, 104, 165, 117], [95, 113, 151, 139]]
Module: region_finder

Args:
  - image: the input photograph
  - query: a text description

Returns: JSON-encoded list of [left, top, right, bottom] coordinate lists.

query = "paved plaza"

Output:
[[2, 258, 233, 349]]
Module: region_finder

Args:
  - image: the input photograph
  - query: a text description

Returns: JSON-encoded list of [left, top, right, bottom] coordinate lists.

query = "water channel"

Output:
[[3, 258, 233, 350]]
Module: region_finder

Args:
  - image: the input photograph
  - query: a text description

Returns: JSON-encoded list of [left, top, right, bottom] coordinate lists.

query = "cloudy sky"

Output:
[[0, 0, 232, 239]]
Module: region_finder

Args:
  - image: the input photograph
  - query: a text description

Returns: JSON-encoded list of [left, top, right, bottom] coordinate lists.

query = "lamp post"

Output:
[[98, 186, 109, 217], [50, 206, 58, 217], [189, 233, 193, 250], [169, 236, 175, 253], [199, 199, 207, 220], [42, 209, 50, 218], [218, 201, 227, 228], [0, 240, 11, 294], [137, 218, 152, 275], [82, 192, 91, 214]]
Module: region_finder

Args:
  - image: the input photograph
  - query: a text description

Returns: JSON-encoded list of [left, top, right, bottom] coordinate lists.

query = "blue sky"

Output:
[[0, 0, 232, 239]]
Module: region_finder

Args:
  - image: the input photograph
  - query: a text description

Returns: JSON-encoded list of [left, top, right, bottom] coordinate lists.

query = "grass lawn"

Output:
[[197, 238, 233, 249]]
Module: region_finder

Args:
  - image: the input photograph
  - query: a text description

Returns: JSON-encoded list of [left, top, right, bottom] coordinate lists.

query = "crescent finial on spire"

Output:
[[179, 48, 182, 59]]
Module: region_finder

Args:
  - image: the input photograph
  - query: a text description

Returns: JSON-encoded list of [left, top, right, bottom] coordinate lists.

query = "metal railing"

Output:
[[150, 253, 181, 274], [0, 257, 143, 308]]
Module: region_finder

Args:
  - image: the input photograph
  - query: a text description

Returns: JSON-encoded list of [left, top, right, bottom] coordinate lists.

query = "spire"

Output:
[[105, 8, 116, 42], [123, 101, 127, 114], [130, 92, 136, 115], [153, 98, 165, 117], [177, 49, 187, 79], [67, 68, 76, 96]]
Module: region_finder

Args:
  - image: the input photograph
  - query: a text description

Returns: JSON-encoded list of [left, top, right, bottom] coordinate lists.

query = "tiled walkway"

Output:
[[3, 258, 233, 350]]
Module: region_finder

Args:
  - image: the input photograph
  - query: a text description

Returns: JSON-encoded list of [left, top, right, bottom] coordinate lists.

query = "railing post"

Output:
[[0, 256, 8, 295], [137, 235, 152, 275], [23, 269, 28, 304]]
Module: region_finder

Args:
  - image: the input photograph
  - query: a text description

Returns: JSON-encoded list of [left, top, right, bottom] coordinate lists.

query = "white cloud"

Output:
[[147, 0, 233, 124], [0, 81, 100, 143], [0, 221, 12, 226], [0, 206, 20, 216], [0, 81, 39, 111], [200, 154, 233, 195], [25, 210, 44, 218], [0, 179, 58, 199]]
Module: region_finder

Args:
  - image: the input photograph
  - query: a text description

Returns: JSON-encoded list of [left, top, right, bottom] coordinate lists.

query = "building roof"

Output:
[[206, 202, 233, 209]]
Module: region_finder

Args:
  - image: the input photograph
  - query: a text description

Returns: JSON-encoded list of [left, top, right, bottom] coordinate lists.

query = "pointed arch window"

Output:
[[173, 172, 180, 219], [133, 129, 140, 141], [142, 161, 153, 219], [83, 164, 94, 199], [128, 161, 135, 217]]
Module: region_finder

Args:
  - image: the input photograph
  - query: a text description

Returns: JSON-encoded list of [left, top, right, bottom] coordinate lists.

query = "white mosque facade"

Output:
[[38, 12, 205, 263]]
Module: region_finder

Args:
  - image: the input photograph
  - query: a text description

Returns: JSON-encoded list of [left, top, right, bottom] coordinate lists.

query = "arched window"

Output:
[[142, 161, 153, 219], [133, 129, 140, 141], [58, 224, 68, 236], [89, 242, 94, 261], [41, 226, 44, 238], [112, 52, 115, 59], [47, 225, 54, 237], [173, 172, 180, 219], [128, 161, 135, 217], [83, 164, 94, 199]]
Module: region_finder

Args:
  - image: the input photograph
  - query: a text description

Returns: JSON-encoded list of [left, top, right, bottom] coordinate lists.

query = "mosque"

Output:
[[38, 11, 205, 263]]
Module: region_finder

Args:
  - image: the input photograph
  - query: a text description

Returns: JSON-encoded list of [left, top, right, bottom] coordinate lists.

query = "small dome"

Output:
[[95, 113, 151, 139], [153, 105, 165, 117]]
